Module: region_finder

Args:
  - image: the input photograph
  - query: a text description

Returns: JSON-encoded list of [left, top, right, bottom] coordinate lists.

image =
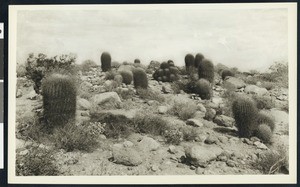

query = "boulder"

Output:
[[223, 77, 246, 89], [244, 85, 269, 96], [26, 90, 38, 100], [186, 119, 203, 127], [79, 81, 93, 92], [92, 92, 121, 107], [112, 145, 143, 166], [137, 136, 160, 152], [213, 115, 235, 127], [158, 106, 168, 114], [16, 89, 23, 98], [77, 98, 91, 110], [185, 145, 223, 167]]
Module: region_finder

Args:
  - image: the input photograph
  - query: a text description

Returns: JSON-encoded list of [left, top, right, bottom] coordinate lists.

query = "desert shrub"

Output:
[[232, 96, 258, 138], [119, 70, 133, 85], [115, 87, 135, 100], [252, 95, 275, 110], [185, 54, 195, 72], [133, 68, 148, 89], [41, 73, 76, 130], [198, 59, 215, 83], [194, 53, 204, 68], [16, 145, 59, 176], [261, 81, 276, 90], [101, 52, 111, 72], [133, 113, 169, 136], [181, 126, 199, 141], [254, 124, 273, 143], [17, 63, 27, 77], [164, 129, 183, 145], [255, 146, 288, 174], [136, 88, 165, 102], [194, 78, 211, 100], [52, 122, 98, 152], [25, 53, 76, 94], [80, 60, 97, 73], [221, 69, 235, 80], [168, 99, 197, 121], [256, 111, 275, 132]]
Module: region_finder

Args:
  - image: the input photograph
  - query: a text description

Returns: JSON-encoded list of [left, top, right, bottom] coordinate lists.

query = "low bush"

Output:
[[252, 95, 275, 110], [133, 113, 169, 136], [136, 88, 165, 102], [168, 99, 197, 121], [164, 129, 183, 145]]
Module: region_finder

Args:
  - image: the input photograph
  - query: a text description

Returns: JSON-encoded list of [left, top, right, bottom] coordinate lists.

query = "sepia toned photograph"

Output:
[[8, 3, 297, 184]]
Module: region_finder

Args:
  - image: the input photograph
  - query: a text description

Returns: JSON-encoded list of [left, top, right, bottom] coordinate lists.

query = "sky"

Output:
[[16, 7, 288, 72]]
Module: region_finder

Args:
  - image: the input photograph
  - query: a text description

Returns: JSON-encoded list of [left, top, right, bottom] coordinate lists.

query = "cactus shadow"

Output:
[[213, 127, 238, 137]]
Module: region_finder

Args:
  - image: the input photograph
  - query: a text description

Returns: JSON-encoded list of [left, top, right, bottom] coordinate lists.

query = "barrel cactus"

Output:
[[160, 62, 170, 69], [198, 59, 214, 83], [185, 54, 195, 72], [194, 78, 211, 100], [133, 68, 148, 89], [256, 112, 275, 132], [134, 59, 141, 64], [232, 96, 258, 138], [254, 124, 273, 143], [101, 52, 111, 72], [41, 73, 77, 129], [221, 69, 235, 80], [168, 60, 175, 67], [194, 53, 204, 68], [119, 70, 133, 85]]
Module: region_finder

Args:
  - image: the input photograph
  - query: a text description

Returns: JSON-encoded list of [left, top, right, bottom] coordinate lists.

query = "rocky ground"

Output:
[[15, 66, 289, 176]]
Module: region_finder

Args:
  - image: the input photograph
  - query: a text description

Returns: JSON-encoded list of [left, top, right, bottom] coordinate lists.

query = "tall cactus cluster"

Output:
[[198, 59, 215, 84], [101, 52, 111, 72], [41, 73, 77, 129], [152, 61, 180, 82], [133, 68, 148, 89], [232, 96, 275, 143]]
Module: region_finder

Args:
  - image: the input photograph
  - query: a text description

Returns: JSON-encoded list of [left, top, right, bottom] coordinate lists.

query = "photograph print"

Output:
[[8, 3, 297, 184]]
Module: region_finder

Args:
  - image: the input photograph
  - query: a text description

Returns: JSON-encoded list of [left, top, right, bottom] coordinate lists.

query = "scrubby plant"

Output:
[[16, 145, 59, 176], [252, 95, 275, 110], [254, 124, 273, 143], [221, 69, 235, 80], [101, 52, 111, 72], [133, 68, 148, 89], [25, 53, 76, 94], [164, 129, 183, 145], [198, 59, 215, 83], [136, 88, 165, 102], [17, 63, 27, 77], [105, 70, 118, 80], [41, 73, 77, 130], [232, 96, 258, 138], [194, 78, 211, 100], [134, 59, 141, 64], [168, 99, 198, 121], [194, 53, 204, 68], [133, 113, 169, 136], [52, 122, 98, 152], [185, 54, 195, 72], [119, 70, 133, 85], [80, 59, 97, 73], [256, 111, 275, 132]]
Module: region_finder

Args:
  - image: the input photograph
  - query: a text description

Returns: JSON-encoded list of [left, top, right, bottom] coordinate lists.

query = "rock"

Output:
[[185, 145, 223, 167], [204, 135, 218, 144], [16, 89, 23, 98], [123, 141, 134, 147], [112, 145, 142, 166], [99, 134, 107, 139], [269, 109, 288, 124], [158, 106, 168, 114], [242, 138, 253, 145], [195, 167, 204, 174], [80, 111, 90, 117], [226, 160, 237, 167], [147, 100, 159, 106], [213, 115, 235, 127], [217, 155, 228, 162], [254, 141, 268, 150], [197, 103, 207, 113], [80, 81, 93, 92], [151, 165, 159, 172], [162, 84, 173, 94], [223, 77, 246, 89], [212, 97, 223, 107], [77, 98, 91, 110], [186, 119, 203, 127], [244, 85, 269, 96], [218, 136, 228, 143], [137, 136, 160, 152], [168, 145, 177, 154], [19, 149, 29, 156], [204, 108, 216, 121], [193, 111, 205, 119], [90, 77, 103, 85], [92, 92, 121, 107], [26, 90, 38, 100]]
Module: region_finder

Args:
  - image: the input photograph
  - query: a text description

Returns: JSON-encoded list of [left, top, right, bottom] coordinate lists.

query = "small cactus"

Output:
[[134, 59, 141, 64], [101, 52, 111, 72], [194, 53, 204, 68], [164, 68, 170, 77], [162, 76, 169, 82], [256, 112, 275, 132], [198, 59, 214, 83], [254, 124, 273, 143], [232, 96, 258, 138], [160, 62, 170, 69], [194, 78, 211, 100], [119, 70, 133, 85], [170, 74, 179, 82], [169, 66, 179, 75], [221, 69, 235, 80], [185, 54, 195, 72], [41, 73, 76, 129], [168, 60, 175, 67], [133, 68, 148, 89]]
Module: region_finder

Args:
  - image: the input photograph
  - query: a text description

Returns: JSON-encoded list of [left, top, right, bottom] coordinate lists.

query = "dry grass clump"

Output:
[[136, 88, 165, 102], [168, 99, 197, 121]]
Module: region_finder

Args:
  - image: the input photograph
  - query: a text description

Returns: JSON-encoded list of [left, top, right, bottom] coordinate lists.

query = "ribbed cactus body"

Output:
[[133, 68, 148, 89], [256, 112, 275, 132], [160, 62, 170, 69], [194, 53, 204, 68], [167, 60, 175, 67], [119, 70, 133, 85], [134, 59, 141, 64], [42, 74, 76, 129], [232, 96, 258, 138], [101, 52, 111, 72], [255, 124, 273, 143], [198, 59, 214, 83], [194, 78, 211, 100], [221, 69, 234, 80], [185, 54, 195, 72]]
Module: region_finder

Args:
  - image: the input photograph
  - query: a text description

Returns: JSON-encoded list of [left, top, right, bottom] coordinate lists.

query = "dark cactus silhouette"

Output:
[[221, 69, 235, 80], [185, 54, 195, 72], [170, 66, 180, 75], [232, 96, 258, 138], [134, 59, 141, 64], [198, 59, 215, 83], [254, 124, 273, 143], [170, 74, 179, 82], [168, 60, 175, 67], [119, 70, 133, 85], [41, 73, 77, 130], [194, 78, 211, 100], [194, 53, 204, 68], [256, 112, 275, 132], [101, 52, 111, 72], [133, 68, 148, 89], [160, 62, 170, 69]]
